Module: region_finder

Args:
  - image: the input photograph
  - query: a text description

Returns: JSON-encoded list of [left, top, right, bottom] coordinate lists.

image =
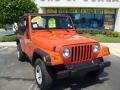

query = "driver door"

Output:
[[21, 17, 32, 57]]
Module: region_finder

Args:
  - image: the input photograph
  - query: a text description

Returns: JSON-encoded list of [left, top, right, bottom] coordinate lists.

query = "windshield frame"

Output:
[[30, 15, 74, 30]]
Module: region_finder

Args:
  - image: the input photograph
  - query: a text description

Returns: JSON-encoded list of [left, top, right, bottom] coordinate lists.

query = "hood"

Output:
[[32, 32, 98, 51]]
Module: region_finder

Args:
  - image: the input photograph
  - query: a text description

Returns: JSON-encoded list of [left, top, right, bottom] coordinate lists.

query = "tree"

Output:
[[0, 0, 38, 24]]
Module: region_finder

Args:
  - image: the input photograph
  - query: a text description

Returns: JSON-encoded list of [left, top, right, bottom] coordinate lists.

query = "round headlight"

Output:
[[62, 48, 71, 58], [93, 45, 100, 53]]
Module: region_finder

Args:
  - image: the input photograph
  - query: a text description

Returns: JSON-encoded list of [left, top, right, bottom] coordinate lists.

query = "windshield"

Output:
[[31, 15, 74, 30]]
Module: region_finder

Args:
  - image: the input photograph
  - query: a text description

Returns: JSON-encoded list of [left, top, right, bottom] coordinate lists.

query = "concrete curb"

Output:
[[0, 28, 5, 32], [0, 42, 17, 47]]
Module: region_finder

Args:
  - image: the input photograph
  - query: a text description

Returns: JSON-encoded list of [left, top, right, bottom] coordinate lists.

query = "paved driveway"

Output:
[[0, 43, 120, 90]]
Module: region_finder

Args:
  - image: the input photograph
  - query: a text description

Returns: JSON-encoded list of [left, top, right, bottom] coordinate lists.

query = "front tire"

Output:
[[34, 59, 52, 90]]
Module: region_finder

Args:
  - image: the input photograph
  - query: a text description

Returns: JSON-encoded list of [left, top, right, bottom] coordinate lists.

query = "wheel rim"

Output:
[[35, 65, 42, 85]]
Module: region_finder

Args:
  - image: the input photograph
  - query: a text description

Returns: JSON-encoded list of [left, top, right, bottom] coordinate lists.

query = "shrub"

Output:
[[77, 29, 103, 35], [104, 30, 113, 37], [0, 24, 3, 28], [112, 32, 119, 37], [77, 29, 118, 37], [78, 29, 94, 34]]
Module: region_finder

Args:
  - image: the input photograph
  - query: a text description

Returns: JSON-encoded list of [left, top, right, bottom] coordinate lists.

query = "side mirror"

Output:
[[18, 23, 26, 32]]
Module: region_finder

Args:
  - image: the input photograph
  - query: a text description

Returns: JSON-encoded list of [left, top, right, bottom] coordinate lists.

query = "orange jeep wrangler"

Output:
[[16, 13, 111, 90]]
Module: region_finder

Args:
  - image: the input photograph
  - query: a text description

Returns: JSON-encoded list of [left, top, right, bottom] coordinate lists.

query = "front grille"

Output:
[[71, 44, 92, 63]]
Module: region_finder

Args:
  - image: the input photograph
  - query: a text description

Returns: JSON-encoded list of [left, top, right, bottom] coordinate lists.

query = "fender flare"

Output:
[[33, 48, 51, 66]]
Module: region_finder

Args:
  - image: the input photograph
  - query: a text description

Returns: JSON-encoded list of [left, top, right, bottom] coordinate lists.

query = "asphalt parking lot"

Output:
[[0, 44, 120, 90]]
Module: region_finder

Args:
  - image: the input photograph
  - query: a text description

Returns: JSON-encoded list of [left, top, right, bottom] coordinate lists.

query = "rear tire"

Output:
[[34, 59, 52, 90], [17, 43, 26, 62]]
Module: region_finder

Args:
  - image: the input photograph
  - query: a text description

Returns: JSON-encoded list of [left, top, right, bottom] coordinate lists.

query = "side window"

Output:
[[23, 17, 29, 38], [18, 20, 24, 35], [18, 21, 22, 34], [23, 20, 27, 27], [23, 18, 28, 31], [18, 17, 28, 35]]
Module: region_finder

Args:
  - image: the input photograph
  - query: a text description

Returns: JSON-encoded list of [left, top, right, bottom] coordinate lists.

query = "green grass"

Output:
[[118, 32, 120, 36], [89, 35, 120, 43], [0, 34, 17, 42]]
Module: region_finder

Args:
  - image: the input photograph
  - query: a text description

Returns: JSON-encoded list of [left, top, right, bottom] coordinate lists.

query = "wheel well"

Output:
[[32, 52, 42, 65]]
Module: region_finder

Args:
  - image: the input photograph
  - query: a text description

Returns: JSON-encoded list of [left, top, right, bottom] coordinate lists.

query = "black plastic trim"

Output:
[[57, 61, 111, 79], [33, 48, 51, 66]]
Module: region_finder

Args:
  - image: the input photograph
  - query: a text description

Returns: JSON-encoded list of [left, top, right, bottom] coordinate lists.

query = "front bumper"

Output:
[[57, 60, 111, 79]]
